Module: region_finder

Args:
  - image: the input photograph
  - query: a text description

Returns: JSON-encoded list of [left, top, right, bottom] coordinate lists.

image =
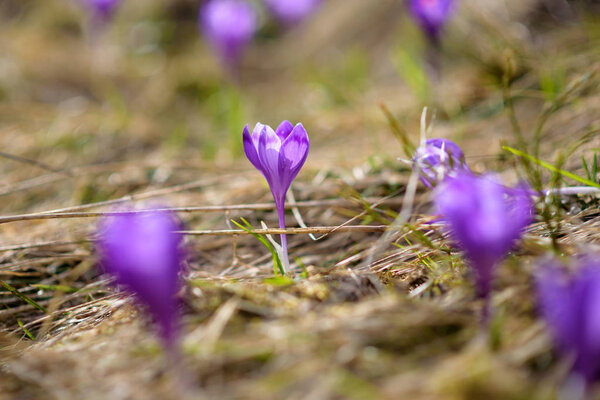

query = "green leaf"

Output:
[[231, 218, 285, 276], [503, 146, 600, 189], [1, 281, 47, 313], [32, 284, 78, 293], [379, 103, 416, 159], [295, 257, 308, 279], [263, 276, 294, 286], [17, 319, 35, 340], [582, 154, 592, 181]]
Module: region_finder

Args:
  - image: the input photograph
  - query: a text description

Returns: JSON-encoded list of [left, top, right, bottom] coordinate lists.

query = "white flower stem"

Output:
[[544, 186, 600, 196], [277, 203, 291, 274]]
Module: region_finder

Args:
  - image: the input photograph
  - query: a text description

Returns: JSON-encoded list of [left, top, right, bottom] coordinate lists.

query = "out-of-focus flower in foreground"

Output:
[[434, 172, 533, 318], [264, 0, 322, 25], [243, 121, 310, 273], [412, 138, 469, 187], [408, 0, 455, 43], [537, 257, 600, 391], [97, 209, 184, 348], [81, 0, 123, 23], [200, 0, 257, 69]]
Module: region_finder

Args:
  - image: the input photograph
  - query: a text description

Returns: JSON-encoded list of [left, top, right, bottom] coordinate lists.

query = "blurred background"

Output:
[[1, 0, 600, 215]]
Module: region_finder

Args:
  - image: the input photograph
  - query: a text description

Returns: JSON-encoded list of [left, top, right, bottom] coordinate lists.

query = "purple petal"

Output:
[[243, 124, 262, 171], [264, 0, 322, 24], [97, 209, 184, 345], [281, 123, 310, 175], [200, 0, 257, 66], [257, 126, 284, 200], [536, 257, 600, 385], [408, 0, 455, 41], [275, 120, 295, 141], [270, 123, 310, 204], [252, 122, 266, 137], [425, 138, 465, 162], [434, 173, 532, 298], [574, 262, 600, 381], [412, 138, 469, 187], [82, 0, 122, 20], [536, 261, 576, 352]]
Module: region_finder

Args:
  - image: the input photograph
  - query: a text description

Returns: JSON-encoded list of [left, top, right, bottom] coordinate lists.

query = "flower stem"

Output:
[[481, 292, 491, 330], [276, 202, 291, 274], [544, 186, 600, 196]]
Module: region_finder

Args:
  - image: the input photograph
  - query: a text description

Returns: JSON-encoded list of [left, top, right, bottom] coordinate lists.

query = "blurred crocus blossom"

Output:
[[81, 0, 123, 23], [243, 121, 310, 273], [97, 209, 184, 348], [408, 0, 455, 43], [434, 172, 534, 318], [412, 138, 469, 187], [264, 0, 322, 25], [200, 0, 257, 68], [537, 258, 600, 391]]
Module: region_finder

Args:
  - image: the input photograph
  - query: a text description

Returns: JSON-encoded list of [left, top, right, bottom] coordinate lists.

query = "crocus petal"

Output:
[[576, 263, 600, 381], [97, 209, 184, 345], [505, 184, 536, 240], [435, 172, 533, 298], [251, 123, 266, 152], [537, 257, 600, 385], [264, 0, 322, 24], [426, 138, 466, 164], [82, 0, 122, 20], [408, 0, 455, 41], [275, 120, 295, 141], [272, 123, 310, 204], [200, 0, 257, 66], [412, 138, 469, 187], [257, 126, 284, 199], [281, 123, 310, 173], [536, 261, 576, 351], [243, 124, 262, 171]]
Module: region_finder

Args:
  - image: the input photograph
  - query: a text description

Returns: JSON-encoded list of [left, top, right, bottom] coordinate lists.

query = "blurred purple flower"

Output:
[[408, 0, 455, 42], [412, 138, 469, 187], [434, 173, 533, 313], [264, 0, 322, 25], [97, 209, 184, 348], [200, 0, 257, 68], [81, 0, 123, 22], [243, 121, 310, 273], [537, 257, 600, 388]]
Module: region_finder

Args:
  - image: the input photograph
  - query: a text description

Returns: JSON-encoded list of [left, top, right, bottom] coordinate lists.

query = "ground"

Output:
[[1, 0, 600, 399]]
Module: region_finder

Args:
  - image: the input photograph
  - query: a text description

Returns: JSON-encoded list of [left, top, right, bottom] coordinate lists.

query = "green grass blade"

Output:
[[1, 280, 47, 313], [17, 319, 35, 340], [503, 146, 600, 189], [582, 155, 592, 181], [32, 284, 78, 293], [263, 276, 294, 286], [231, 218, 284, 276], [379, 103, 416, 159]]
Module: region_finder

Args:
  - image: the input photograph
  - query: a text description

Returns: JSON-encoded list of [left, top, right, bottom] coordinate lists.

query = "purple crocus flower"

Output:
[[243, 121, 310, 274], [263, 0, 322, 25], [200, 0, 257, 69], [81, 0, 123, 23], [537, 257, 600, 391], [97, 209, 184, 348], [434, 172, 534, 319], [408, 0, 455, 43], [412, 138, 469, 187]]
